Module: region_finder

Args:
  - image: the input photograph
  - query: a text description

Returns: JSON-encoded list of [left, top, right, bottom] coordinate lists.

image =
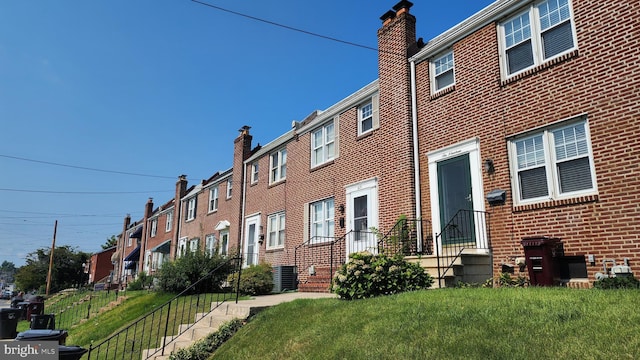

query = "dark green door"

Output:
[[437, 154, 475, 245]]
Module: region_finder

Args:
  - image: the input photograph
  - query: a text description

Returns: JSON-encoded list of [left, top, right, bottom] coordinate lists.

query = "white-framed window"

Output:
[[144, 250, 151, 273], [186, 197, 196, 221], [219, 230, 229, 255], [267, 212, 285, 249], [509, 118, 596, 204], [205, 234, 217, 256], [178, 237, 187, 258], [209, 186, 219, 212], [150, 219, 157, 237], [189, 238, 199, 253], [270, 148, 287, 184], [226, 178, 233, 199], [357, 94, 379, 136], [311, 198, 335, 243], [127, 237, 132, 247], [431, 51, 455, 92], [251, 162, 259, 184], [500, 0, 576, 77], [165, 211, 173, 232], [151, 252, 166, 271], [311, 121, 335, 167]]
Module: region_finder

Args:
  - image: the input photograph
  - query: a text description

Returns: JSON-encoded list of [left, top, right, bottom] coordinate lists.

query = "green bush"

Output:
[[227, 263, 274, 296], [332, 251, 433, 300], [127, 271, 152, 291], [157, 251, 235, 294], [496, 272, 528, 287], [169, 319, 244, 360], [593, 275, 640, 289]]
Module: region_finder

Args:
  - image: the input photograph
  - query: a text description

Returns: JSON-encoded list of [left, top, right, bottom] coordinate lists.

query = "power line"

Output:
[[0, 154, 175, 179], [190, 0, 384, 54], [0, 188, 172, 195]]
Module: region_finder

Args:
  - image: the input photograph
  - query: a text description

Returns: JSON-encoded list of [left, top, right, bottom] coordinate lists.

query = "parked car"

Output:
[[0, 289, 13, 300]]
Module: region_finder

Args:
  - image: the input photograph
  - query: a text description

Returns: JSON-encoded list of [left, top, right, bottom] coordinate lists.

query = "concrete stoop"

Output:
[[142, 292, 337, 360], [408, 252, 493, 288]]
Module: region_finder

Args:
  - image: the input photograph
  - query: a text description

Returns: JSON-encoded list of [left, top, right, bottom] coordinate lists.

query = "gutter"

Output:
[[410, 60, 423, 252]]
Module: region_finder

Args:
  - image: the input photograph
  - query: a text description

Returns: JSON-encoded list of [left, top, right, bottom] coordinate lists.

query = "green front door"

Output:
[[437, 154, 475, 245]]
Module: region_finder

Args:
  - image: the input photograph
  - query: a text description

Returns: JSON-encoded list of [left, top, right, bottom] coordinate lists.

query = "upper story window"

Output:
[[226, 179, 233, 199], [311, 198, 335, 243], [150, 219, 157, 237], [431, 51, 455, 92], [209, 186, 218, 212], [251, 162, 259, 184], [500, 0, 576, 77], [165, 211, 173, 232], [267, 212, 285, 250], [311, 121, 335, 167], [357, 94, 379, 136], [508, 117, 596, 205], [186, 197, 196, 221], [270, 148, 287, 184]]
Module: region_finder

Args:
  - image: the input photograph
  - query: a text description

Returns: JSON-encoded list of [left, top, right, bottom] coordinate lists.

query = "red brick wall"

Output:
[[414, 0, 640, 280]]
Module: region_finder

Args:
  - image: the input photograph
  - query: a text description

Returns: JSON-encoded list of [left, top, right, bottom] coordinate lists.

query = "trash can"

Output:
[[26, 301, 45, 321], [15, 329, 69, 345], [59, 345, 88, 360], [521, 236, 562, 286], [31, 314, 56, 330], [16, 301, 30, 320], [0, 308, 22, 339]]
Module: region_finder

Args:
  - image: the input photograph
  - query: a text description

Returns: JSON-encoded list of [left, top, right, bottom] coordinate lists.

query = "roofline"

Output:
[[409, 0, 530, 63]]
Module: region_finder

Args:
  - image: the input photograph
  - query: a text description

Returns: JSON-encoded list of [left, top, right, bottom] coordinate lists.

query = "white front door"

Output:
[[345, 178, 379, 258], [244, 215, 260, 267]]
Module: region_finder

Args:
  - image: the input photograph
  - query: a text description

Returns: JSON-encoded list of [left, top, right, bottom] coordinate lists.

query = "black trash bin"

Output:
[[31, 313, 56, 330], [521, 236, 563, 286], [26, 301, 45, 321], [59, 345, 88, 360], [15, 329, 69, 345], [16, 301, 30, 320], [0, 308, 22, 339]]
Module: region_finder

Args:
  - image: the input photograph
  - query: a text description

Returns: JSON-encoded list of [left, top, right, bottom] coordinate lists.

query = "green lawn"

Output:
[[212, 288, 640, 359]]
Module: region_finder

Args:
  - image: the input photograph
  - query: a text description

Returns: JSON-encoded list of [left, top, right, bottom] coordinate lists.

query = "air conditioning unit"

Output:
[[272, 266, 297, 293]]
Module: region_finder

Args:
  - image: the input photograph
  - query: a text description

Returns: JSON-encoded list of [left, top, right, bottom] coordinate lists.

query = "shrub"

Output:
[[593, 275, 640, 289], [496, 272, 528, 287], [332, 251, 433, 300], [169, 318, 244, 360], [157, 251, 235, 294], [127, 271, 152, 291], [227, 263, 274, 296]]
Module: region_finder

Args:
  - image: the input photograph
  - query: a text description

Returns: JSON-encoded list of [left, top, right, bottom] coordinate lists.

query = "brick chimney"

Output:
[[171, 175, 188, 259], [138, 198, 154, 272], [376, 1, 419, 221], [232, 126, 253, 254]]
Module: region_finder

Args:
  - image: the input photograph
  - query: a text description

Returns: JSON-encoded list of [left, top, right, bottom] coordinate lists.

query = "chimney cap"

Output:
[[392, 0, 413, 12], [380, 10, 395, 22]]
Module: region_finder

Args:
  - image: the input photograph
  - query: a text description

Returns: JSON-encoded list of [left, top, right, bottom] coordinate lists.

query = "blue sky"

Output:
[[0, 0, 494, 267]]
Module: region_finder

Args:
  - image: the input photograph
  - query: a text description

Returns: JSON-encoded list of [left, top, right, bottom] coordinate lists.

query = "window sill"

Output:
[[513, 193, 598, 213], [266, 247, 284, 253], [311, 160, 335, 172], [268, 179, 286, 189], [357, 130, 374, 141], [501, 49, 579, 87], [430, 84, 455, 100], [207, 209, 218, 215]]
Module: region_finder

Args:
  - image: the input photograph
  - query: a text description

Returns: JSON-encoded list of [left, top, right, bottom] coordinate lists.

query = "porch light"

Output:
[[484, 158, 495, 174]]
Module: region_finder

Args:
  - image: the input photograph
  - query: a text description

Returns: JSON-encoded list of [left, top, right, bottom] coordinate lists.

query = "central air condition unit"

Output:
[[272, 265, 297, 293]]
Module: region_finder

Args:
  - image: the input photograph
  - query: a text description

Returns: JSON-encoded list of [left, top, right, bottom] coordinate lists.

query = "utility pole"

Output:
[[46, 220, 57, 296]]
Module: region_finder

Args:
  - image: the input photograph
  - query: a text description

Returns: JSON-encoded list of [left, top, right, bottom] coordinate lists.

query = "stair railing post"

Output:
[[160, 301, 171, 356]]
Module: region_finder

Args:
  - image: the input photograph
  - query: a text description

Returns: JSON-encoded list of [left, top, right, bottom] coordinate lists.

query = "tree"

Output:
[[0, 261, 16, 283], [102, 235, 118, 250], [14, 246, 91, 293]]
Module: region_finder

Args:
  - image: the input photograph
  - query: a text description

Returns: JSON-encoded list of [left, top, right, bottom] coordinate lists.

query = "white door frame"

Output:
[[243, 214, 261, 267], [345, 178, 379, 259], [427, 138, 487, 252]]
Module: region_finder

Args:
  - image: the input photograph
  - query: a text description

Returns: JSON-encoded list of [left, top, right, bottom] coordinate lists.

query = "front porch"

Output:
[[294, 210, 493, 292]]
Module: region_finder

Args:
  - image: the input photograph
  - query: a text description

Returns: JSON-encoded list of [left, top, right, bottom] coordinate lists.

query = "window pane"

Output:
[[519, 167, 549, 199], [558, 157, 593, 193], [542, 20, 574, 59], [538, 0, 571, 31], [504, 13, 531, 48], [507, 40, 534, 74], [361, 118, 373, 132], [554, 123, 588, 161], [436, 69, 454, 90], [516, 135, 545, 169]]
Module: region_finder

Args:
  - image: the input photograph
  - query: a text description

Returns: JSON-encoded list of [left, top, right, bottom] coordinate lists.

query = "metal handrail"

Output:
[[86, 255, 242, 360]]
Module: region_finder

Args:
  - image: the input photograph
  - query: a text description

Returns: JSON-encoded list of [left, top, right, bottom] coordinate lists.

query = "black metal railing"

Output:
[[294, 235, 345, 289], [377, 218, 433, 257], [436, 210, 490, 281], [86, 255, 242, 360], [45, 287, 125, 330]]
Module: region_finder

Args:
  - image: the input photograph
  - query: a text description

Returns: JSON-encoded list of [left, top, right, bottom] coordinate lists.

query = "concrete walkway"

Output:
[[239, 291, 337, 307]]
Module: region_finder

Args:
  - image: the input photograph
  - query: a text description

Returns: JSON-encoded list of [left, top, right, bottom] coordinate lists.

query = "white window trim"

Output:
[[357, 94, 379, 136], [311, 120, 336, 168], [508, 117, 597, 205], [270, 148, 287, 184], [498, 0, 578, 79], [430, 50, 455, 93], [219, 230, 229, 255], [226, 179, 233, 199], [310, 198, 335, 244], [209, 186, 219, 212], [251, 162, 259, 184], [267, 212, 286, 250], [189, 238, 199, 253], [178, 237, 187, 258], [186, 197, 196, 221], [150, 219, 157, 237], [205, 234, 217, 255], [165, 211, 173, 232]]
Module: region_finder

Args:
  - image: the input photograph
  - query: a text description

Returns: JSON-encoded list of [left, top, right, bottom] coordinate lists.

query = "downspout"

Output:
[[410, 59, 423, 253], [239, 160, 248, 264]]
